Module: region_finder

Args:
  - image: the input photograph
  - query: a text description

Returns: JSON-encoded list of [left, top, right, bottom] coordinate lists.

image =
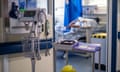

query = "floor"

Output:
[[56, 51, 105, 72]]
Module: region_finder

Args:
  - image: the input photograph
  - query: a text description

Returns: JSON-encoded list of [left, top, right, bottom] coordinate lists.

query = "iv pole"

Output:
[[22, 8, 51, 72]]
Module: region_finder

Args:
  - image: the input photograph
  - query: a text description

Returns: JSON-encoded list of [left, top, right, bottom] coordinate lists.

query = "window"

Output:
[[82, 0, 107, 6], [55, 0, 65, 25], [88, 0, 107, 6], [37, 0, 48, 13], [82, 0, 107, 14]]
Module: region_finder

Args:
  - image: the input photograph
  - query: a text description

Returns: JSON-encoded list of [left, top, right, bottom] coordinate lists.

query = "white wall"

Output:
[[0, 0, 8, 43], [117, 0, 120, 70], [55, 0, 65, 25], [0, 1, 54, 72], [0, 18, 5, 42], [0, 57, 2, 72], [0, 49, 53, 72], [117, 40, 120, 70]]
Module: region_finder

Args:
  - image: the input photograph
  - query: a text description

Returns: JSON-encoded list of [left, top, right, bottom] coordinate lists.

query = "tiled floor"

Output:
[[56, 51, 105, 72]]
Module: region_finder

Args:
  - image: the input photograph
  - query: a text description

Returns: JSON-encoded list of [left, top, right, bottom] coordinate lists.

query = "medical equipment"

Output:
[[55, 18, 97, 58], [44, 16, 50, 56], [53, 42, 101, 72], [60, 39, 77, 45], [91, 33, 107, 70], [20, 8, 50, 72]]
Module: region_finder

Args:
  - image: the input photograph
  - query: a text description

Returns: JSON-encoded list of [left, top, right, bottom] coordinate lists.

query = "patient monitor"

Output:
[[19, 9, 41, 22], [19, 8, 46, 36]]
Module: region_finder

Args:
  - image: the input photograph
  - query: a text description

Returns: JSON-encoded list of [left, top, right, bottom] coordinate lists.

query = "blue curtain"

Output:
[[19, 0, 36, 9], [19, 0, 26, 9], [64, 0, 82, 31]]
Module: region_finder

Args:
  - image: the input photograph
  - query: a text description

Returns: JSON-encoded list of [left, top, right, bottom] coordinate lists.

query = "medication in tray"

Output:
[[78, 45, 95, 50], [73, 42, 101, 52]]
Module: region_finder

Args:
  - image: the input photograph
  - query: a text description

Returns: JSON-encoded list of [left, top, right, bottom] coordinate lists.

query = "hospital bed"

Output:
[[55, 17, 106, 41]]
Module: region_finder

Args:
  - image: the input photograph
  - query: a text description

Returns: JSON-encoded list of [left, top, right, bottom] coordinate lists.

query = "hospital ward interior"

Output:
[[0, 0, 120, 72]]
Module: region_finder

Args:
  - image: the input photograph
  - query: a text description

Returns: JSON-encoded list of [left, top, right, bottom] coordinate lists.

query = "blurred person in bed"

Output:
[[64, 17, 98, 40]]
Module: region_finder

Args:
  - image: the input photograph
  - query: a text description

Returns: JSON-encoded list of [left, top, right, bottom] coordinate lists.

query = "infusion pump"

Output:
[[18, 8, 50, 72], [18, 8, 47, 34], [19, 8, 46, 23]]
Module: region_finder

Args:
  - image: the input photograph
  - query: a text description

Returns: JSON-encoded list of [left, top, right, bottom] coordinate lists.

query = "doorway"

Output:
[[117, 0, 120, 71], [54, 0, 108, 72]]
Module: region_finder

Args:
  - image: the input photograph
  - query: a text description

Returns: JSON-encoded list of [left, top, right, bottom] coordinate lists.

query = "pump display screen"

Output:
[[24, 10, 36, 17]]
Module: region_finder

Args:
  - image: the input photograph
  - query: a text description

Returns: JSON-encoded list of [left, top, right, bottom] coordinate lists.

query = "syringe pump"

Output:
[[19, 9, 41, 22]]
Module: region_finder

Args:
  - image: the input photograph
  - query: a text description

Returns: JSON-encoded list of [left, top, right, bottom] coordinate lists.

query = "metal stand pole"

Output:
[[86, 28, 89, 43], [45, 36, 50, 56], [92, 53, 95, 72], [31, 58, 36, 72], [53, 44, 56, 72], [86, 28, 91, 43], [99, 50, 101, 72], [3, 55, 9, 72], [65, 50, 68, 65]]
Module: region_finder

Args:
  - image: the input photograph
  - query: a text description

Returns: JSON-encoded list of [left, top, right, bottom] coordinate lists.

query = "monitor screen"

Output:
[[24, 10, 36, 17]]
